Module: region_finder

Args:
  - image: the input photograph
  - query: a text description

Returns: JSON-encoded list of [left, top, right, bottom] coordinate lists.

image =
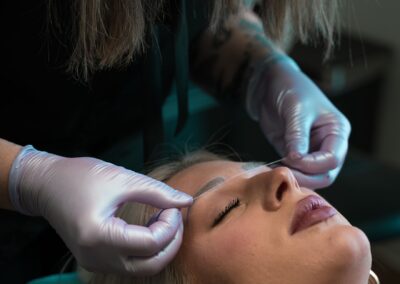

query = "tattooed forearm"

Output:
[[212, 25, 233, 48], [190, 10, 284, 102]]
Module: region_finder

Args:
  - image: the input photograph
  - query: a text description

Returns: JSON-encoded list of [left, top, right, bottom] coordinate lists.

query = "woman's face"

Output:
[[166, 161, 372, 284]]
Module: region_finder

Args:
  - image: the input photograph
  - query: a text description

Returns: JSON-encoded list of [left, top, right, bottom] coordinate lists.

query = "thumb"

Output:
[[123, 172, 193, 209], [284, 115, 312, 160]]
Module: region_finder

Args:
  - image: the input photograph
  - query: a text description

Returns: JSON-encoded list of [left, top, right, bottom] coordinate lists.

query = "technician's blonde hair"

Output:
[[82, 150, 224, 284], [49, 0, 341, 81]]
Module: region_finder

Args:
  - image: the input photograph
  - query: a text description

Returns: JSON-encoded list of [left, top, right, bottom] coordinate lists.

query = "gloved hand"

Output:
[[247, 55, 351, 189], [8, 145, 193, 275]]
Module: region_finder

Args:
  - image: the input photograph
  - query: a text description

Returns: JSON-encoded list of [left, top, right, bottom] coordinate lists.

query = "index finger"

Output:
[[122, 222, 184, 276], [290, 167, 341, 189], [284, 135, 348, 174], [104, 208, 182, 257]]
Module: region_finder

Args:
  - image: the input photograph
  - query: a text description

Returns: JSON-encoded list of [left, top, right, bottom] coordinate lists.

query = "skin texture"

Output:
[[166, 161, 372, 284], [0, 138, 22, 210]]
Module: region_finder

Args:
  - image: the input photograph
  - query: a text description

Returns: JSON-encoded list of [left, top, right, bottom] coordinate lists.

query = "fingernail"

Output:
[[177, 192, 193, 202], [290, 152, 303, 160], [169, 187, 193, 206]]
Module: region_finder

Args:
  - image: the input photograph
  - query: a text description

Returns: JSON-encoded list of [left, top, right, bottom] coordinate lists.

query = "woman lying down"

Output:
[[81, 150, 379, 284]]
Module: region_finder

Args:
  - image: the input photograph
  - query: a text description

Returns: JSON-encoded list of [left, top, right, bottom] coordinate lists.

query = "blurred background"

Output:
[[343, 0, 400, 166]]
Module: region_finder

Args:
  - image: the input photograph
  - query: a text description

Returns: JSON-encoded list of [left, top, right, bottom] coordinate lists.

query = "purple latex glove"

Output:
[[8, 145, 193, 275], [247, 55, 351, 189]]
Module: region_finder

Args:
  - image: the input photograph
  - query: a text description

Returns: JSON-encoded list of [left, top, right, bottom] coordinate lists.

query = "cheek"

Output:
[[304, 214, 371, 267], [323, 225, 371, 270], [282, 216, 372, 280], [182, 218, 285, 283]]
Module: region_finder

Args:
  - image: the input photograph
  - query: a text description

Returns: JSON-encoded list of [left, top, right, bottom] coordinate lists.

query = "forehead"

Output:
[[166, 160, 242, 196]]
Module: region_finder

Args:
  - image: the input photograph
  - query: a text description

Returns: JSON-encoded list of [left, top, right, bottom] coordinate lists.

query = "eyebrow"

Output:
[[192, 162, 265, 198], [193, 177, 225, 198]]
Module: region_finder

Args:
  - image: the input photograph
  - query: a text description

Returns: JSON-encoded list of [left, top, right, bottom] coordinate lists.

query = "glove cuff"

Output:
[[245, 54, 301, 121], [8, 145, 37, 215], [8, 145, 59, 216]]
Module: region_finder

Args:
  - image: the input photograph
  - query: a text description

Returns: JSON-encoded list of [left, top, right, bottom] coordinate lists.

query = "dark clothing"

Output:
[[0, 1, 210, 283], [1, 0, 208, 160]]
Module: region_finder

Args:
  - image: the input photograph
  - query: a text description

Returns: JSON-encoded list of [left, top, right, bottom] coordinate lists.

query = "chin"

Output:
[[326, 224, 372, 281]]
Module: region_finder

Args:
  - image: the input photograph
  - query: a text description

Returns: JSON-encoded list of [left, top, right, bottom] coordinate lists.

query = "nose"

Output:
[[248, 166, 299, 211]]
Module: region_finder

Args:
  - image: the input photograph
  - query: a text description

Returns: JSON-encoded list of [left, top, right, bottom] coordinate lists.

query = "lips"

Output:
[[290, 195, 337, 235]]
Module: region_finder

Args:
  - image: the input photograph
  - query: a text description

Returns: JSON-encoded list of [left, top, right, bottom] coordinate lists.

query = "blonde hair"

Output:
[[84, 150, 225, 284], [49, 0, 341, 81]]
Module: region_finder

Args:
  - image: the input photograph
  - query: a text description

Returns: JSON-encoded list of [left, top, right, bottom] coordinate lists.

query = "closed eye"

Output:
[[212, 198, 240, 227]]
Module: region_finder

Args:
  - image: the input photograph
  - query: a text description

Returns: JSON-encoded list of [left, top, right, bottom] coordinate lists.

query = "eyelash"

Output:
[[212, 198, 240, 227]]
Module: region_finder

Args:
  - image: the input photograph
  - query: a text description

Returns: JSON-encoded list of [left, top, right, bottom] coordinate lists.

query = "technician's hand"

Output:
[[8, 146, 193, 275], [249, 56, 351, 189]]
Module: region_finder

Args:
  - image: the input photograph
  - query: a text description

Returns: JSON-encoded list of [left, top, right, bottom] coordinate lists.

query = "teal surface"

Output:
[[162, 82, 218, 121], [27, 272, 81, 284]]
